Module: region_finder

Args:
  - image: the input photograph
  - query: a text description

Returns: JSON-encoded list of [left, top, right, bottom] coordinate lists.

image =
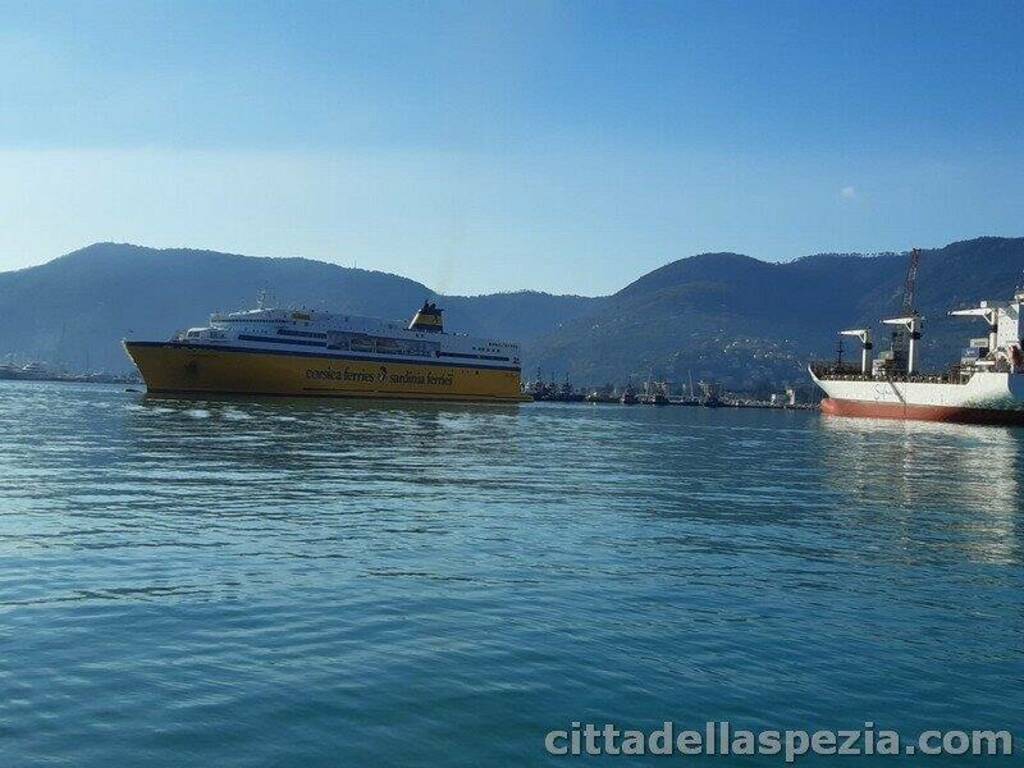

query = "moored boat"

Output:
[[810, 267, 1024, 425]]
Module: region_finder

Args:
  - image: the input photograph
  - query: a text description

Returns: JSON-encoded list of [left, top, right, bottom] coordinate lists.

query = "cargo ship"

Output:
[[123, 298, 526, 402], [810, 254, 1024, 424]]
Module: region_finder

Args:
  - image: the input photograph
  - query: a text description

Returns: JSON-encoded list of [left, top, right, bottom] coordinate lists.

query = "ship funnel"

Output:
[[840, 329, 873, 374], [409, 300, 444, 332]]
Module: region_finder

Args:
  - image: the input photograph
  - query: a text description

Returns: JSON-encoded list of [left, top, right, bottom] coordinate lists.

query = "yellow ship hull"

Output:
[[124, 342, 527, 403]]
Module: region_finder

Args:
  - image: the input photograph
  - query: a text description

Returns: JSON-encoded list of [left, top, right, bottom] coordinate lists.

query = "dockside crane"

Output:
[[884, 248, 923, 375], [903, 247, 921, 316]]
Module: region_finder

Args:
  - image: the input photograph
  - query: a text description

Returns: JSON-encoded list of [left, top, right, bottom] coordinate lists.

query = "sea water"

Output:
[[0, 381, 1021, 765]]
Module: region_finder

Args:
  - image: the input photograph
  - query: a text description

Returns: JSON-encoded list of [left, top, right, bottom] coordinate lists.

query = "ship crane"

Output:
[[882, 316, 921, 375], [840, 329, 873, 374], [902, 247, 921, 315], [949, 302, 1003, 355]]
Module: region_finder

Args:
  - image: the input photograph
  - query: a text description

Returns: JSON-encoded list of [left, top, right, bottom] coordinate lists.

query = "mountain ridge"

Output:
[[2, 237, 1023, 390]]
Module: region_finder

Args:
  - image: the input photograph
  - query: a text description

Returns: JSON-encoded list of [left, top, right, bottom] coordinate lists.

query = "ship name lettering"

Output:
[[304, 367, 375, 383], [303, 367, 453, 386]]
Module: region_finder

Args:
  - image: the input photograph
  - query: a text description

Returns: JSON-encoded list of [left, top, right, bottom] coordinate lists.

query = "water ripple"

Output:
[[0, 382, 1021, 766]]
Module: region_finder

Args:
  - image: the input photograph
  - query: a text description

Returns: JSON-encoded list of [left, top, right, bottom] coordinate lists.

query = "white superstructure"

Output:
[[171, 304, 521, 371]]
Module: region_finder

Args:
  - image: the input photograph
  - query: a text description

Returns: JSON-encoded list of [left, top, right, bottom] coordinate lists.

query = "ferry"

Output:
[[123, 299, 526, 402]]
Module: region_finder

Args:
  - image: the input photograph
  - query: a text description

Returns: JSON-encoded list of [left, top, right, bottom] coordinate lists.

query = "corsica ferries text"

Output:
[[305, 366, 455, 387]]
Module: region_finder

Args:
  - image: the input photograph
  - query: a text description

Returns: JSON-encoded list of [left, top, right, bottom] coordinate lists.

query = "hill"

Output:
[[525, 237, 1024, 389], [1, 237, 1023, 389], [0, 243, 596, 372]]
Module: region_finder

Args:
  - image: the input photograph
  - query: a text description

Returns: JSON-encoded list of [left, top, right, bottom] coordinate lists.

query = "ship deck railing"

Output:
[[810, 362, 969, 385]]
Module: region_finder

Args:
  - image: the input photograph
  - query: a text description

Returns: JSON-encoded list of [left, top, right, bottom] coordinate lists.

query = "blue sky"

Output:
[[1, 0, 1022, 295]]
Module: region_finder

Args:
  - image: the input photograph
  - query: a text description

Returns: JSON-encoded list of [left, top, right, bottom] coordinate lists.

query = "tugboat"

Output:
[[697, 380, 721, 407], [554, 375, 585, 402], [638, 376, 670, 405]]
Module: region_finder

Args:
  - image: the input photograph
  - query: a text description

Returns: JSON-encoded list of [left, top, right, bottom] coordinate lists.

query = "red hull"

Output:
[[821, 397, 1024, 426]]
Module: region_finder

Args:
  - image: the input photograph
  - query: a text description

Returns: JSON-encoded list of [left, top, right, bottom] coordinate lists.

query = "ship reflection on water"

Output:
[[127, 394, 525, 507], [128, 394, 1024, 574], [817, 415, 1023, 565]]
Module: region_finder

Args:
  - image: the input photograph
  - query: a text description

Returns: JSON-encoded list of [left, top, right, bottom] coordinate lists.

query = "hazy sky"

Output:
[[1, 0, 1022, 295]]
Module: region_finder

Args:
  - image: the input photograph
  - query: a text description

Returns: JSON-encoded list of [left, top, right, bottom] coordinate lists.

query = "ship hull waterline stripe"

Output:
[[125, 341, 521, 372], [821, 397, 1024, 425], [142, 387, 530, 403]]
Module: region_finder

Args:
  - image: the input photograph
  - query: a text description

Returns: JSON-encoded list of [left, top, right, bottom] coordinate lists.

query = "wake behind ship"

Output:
[[123, 299, 526, 402]]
